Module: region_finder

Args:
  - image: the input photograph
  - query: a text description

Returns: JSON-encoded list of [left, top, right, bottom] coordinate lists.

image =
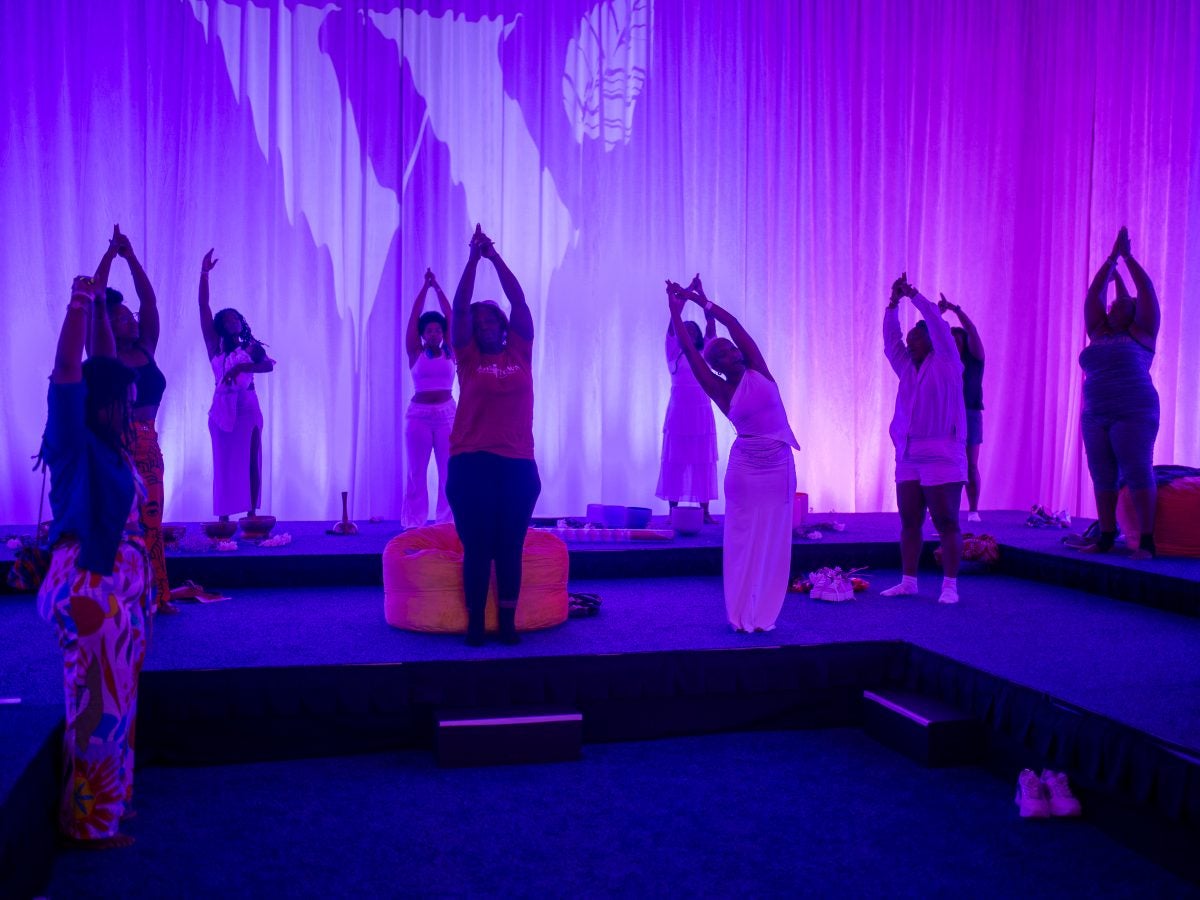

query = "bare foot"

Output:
[[63, 833, 136, 850], [156, 602, 180, 615]]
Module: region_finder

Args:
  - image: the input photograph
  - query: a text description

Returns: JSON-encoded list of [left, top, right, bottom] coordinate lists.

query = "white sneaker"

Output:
[[1014, 769, 1050, 818], [1041, 770, 1082, 817], [967, 511, 982, 523]]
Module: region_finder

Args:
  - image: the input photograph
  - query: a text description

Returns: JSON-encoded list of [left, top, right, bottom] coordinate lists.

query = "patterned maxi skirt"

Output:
[[132, 420, 170, 608], [36, 539, 152, 840]]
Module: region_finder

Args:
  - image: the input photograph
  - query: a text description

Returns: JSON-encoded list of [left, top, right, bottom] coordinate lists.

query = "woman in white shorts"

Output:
[[882, 273, 967, 604]]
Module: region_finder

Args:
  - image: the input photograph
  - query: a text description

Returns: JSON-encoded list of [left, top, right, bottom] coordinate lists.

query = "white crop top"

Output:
[[411, 350, 455, 392]]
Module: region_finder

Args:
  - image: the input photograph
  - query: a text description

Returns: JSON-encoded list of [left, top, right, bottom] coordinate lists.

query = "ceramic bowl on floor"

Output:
[[202, 521, 238, 541], [162, 524, 187, 545], [239, 515, 277, 540], [601, 505, 628, 528], [626, 506, 652, 528], [670, 506, 704, 536]]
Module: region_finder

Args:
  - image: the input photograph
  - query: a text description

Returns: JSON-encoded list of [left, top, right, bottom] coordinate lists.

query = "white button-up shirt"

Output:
[[883, 294, 966, 452]]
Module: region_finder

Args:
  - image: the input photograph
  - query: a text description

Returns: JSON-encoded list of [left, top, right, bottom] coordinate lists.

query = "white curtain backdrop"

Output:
[[2, 0, 1198, 523]]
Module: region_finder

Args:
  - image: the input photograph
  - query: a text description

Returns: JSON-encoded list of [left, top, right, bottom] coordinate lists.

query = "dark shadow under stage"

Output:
[[3, 511, 1200, 894]]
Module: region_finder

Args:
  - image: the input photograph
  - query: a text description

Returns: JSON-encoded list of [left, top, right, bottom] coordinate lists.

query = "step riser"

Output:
[[863, 690, 985, 767], [436, 710, 583, 768]]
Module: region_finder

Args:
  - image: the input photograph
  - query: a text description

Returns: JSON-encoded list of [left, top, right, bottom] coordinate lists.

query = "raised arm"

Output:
[[90, 254, 116, 359], [883, 305, 909, 377], [910, 289, 958, 362], [1123, 242, 1160, 345], [451, 228, 483, 350], [433, 272, 451, 323], [92, 226, 119, 293], [1085, 233, 1122, 338], [681, 279, 771, 380], [941, 294, 984, 361], [198, 249, 220, 358], [53, 277, 97, 384], [406, 270, 434, 366], [480, 232, 532, 341], [86, 230, 119, 356], [668, 284, 732, 412], [882, 273, 911, 376], [687, 274, 718, 341], [115, 227, 160, 353]]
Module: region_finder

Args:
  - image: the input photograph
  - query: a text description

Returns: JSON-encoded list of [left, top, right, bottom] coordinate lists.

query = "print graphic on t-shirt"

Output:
[[478, 362, 524, 379]]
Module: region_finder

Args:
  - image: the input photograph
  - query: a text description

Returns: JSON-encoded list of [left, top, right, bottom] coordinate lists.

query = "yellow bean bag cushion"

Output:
[[383, 524, 569, 632]]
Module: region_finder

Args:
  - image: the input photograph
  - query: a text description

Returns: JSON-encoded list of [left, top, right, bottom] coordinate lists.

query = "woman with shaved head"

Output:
[[666, 279, 798, 633]]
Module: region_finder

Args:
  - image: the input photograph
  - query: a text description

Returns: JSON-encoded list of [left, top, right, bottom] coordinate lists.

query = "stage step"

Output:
[[862, 689, 984, 767], [435, 706, 583, 768]]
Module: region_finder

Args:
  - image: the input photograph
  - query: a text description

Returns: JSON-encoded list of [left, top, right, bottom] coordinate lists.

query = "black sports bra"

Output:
[[132, 347, 167, 408]]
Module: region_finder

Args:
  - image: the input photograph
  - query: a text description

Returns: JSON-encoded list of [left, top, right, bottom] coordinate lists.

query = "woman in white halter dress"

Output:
[[666, 279, 799, 632]]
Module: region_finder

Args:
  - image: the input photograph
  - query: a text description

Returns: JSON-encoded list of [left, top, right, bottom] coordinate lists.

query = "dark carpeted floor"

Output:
[[46, 729, 1197, 898], [8, 514, 1200, 897]]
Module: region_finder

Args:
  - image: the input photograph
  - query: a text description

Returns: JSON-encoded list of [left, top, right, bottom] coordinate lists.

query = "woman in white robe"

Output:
[[666, 279, 799, 632]]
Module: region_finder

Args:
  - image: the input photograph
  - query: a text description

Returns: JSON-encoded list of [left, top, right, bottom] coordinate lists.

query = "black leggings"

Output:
[[446, 452, 541, 613]]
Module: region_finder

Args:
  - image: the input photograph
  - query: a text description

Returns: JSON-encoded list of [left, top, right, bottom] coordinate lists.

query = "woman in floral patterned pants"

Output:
[[37, 270, 152, 848]]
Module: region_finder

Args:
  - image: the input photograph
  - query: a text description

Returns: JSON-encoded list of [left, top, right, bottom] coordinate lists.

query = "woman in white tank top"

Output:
[[403, 268, 457, 527]]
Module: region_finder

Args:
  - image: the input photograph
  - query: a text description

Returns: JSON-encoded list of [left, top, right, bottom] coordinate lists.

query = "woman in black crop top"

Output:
[[939, 295, 986, 523], [93, 225, 176, 613]]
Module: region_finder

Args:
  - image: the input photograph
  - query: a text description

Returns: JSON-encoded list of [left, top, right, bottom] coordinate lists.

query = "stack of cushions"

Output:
[[1117, 474, 1200, 558], [383, 524, 570, 632]]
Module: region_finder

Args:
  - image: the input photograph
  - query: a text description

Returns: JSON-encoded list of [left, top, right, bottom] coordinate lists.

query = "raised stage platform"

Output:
[[7, 509, 1197, 612], [3, 510, 1199, 895]]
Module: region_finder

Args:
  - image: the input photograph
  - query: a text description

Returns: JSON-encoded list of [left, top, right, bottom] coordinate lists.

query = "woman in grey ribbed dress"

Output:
[[1079, 227, 1161, 559]]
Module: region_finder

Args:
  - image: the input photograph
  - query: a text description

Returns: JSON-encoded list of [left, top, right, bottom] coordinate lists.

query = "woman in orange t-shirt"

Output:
[[447, 225, 541, 646]]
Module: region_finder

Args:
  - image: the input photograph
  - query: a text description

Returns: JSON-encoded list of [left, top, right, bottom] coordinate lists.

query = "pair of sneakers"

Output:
[[1014, 768, 1082, 818]]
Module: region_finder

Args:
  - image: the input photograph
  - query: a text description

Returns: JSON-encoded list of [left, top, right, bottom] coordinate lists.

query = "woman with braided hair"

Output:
[[198, 249, 276, 521], [38, 271, 152, 847]]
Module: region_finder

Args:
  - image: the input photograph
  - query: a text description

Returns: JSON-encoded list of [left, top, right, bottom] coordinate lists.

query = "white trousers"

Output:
[[723, 435, 796, 632], [402, 399, 455, 528]]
